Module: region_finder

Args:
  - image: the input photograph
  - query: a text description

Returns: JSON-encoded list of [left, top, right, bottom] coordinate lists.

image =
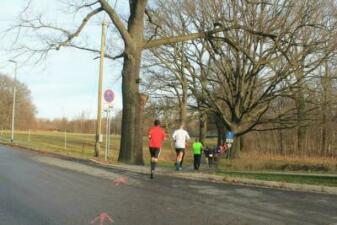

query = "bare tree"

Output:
[[0, 74, 36, 130], [143, 0, 337, 157], [10, 0, 260, 164], [9, 0, 337, 161]]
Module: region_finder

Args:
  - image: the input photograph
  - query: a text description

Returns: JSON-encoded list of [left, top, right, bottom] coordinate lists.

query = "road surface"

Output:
[[0, 145, 337, 225]]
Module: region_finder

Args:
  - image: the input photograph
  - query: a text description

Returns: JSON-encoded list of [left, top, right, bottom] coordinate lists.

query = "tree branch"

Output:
[[56, 7, 103, 50], [143, 25, 277, 49], [98, 0, 133, 45], [68, 44, 123, 60]]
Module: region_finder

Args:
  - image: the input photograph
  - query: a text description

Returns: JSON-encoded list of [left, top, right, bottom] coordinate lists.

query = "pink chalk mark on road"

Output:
[[113, 176, 128, 186], [91, 212, 114, 225]]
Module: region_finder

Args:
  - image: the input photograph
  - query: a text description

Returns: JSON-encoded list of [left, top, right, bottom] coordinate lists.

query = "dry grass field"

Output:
[[1, 130, 336, 173]]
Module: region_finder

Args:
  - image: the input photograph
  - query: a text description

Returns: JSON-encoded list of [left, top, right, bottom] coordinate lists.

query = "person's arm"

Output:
[[185, 131, 190, 147], [172, 131, 176, 142], [148, 128, 152, 139], [162, 130, 166, 141], [186, 131, 190, 140]]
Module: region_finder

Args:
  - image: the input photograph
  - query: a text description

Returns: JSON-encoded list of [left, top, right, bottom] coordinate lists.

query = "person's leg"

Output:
[[180, 151, 185, 167], [196, 154, 201, 169], [175, 149, 179, 168], [150, 148, 160, 179], [193, 155, 197, 170], [149, 148, 155, 178], [208, 157, 212, 168], [175, 149, 184, 170], [179, 149, 185, 169]]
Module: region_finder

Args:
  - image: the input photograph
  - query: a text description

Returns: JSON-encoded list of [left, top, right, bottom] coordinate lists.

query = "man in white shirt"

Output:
[[172, 124, 190, 171]]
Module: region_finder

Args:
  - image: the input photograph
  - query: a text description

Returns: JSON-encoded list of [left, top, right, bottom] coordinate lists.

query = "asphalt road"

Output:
[[0, 145, 337, 225]]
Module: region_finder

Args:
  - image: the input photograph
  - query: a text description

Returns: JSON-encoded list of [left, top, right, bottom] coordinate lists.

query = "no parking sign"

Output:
[[104, 89, 115, 108]]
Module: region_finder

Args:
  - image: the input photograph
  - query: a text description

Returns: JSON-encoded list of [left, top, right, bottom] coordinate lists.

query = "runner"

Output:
[[148, 119, 166, 179], [192, 138, 203, 170], [172, 124, 190, 171]]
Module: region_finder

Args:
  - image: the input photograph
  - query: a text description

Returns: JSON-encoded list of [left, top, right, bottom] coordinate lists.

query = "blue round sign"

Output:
[[104, 89, 115, 103]]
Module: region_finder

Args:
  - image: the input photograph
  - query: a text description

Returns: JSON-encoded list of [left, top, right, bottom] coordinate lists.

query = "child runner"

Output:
[[148, 119, 166, 179], [192, 139, 203, 170]]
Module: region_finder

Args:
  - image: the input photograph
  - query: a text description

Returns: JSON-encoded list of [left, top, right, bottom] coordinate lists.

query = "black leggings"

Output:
[[193, 154, 202, 170]]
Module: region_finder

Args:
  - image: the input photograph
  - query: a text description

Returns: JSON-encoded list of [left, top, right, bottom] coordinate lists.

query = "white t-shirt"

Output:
[[172, 129, 190, 149]]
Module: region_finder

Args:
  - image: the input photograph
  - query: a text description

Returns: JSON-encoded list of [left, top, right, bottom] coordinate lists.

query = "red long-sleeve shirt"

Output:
[[148, 126, 166, 148]]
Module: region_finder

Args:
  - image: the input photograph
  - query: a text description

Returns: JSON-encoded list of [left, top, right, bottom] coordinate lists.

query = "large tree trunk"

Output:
[[216, 124, 225, 146], [230, 136, 241, 158], [118, 0, 147, 164], [199, 113, 207, 143], [320, 62, 329, 156], [277, 129, 284, 155], [294, 55, 307, 155], [296, 86, 306, 155], [240, 136, 244, 152], [179, 84, 187, 125], [118, 50, 140, 163], [134, 93, 148, 165], [214, 115, 225, 146]]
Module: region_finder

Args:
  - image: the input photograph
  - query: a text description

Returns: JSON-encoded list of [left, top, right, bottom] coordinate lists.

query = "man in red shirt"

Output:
[[148, 119, 166, 179]]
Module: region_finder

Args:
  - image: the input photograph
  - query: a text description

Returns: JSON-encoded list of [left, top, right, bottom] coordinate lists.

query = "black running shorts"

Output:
[[149, 147, 160, 158], [175, 148, 185, 154]]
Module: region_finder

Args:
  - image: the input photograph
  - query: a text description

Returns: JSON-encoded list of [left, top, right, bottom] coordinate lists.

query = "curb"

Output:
[[90, 159, 337, 195], [2, 143, 337, 195]]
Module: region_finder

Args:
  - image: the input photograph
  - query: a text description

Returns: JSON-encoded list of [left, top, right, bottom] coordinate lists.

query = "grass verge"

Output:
[[1, 130, 336, 188], [218, 171, 337, 187]]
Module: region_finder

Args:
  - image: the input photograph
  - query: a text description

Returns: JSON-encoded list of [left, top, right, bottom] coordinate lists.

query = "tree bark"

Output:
[[296, 86, 306, 155], [179, 82, 187, 125], [135, 93, 148, 165], [230, 136, 241, 158], [118, 50, 140, 163], [320, 62, 329, 156], [277, 129, 284, 155], [199, 113, 207, 143], [117, 0, 147, 164], [215, 117, 225, 146]]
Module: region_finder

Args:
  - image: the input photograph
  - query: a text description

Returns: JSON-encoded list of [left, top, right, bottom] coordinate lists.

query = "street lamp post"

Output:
[[9, 60, 17, 143]]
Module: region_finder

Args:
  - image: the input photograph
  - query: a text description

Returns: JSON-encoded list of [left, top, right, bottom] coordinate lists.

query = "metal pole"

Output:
[[105, 110, 109, 161], [95, 21, 107, 157], [9, 60, 17, 143], [107, 108, 111, 158]]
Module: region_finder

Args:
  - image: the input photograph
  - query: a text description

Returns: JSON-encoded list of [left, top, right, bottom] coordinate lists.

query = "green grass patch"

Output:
[[218, 171, 337, 187], [1, 130, 336, 188]]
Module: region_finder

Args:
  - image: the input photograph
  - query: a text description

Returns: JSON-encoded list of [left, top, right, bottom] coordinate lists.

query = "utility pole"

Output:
[[9, 60, 17, 143], [95, 21, 107, 157]]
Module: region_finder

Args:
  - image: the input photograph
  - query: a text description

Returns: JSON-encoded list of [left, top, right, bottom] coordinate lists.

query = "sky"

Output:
[[0, 0, 126, 119]]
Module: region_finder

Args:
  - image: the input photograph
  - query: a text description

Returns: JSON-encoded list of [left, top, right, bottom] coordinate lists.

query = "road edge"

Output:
[[2, 142, 337, 195], [89, 159, 337, 195]]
